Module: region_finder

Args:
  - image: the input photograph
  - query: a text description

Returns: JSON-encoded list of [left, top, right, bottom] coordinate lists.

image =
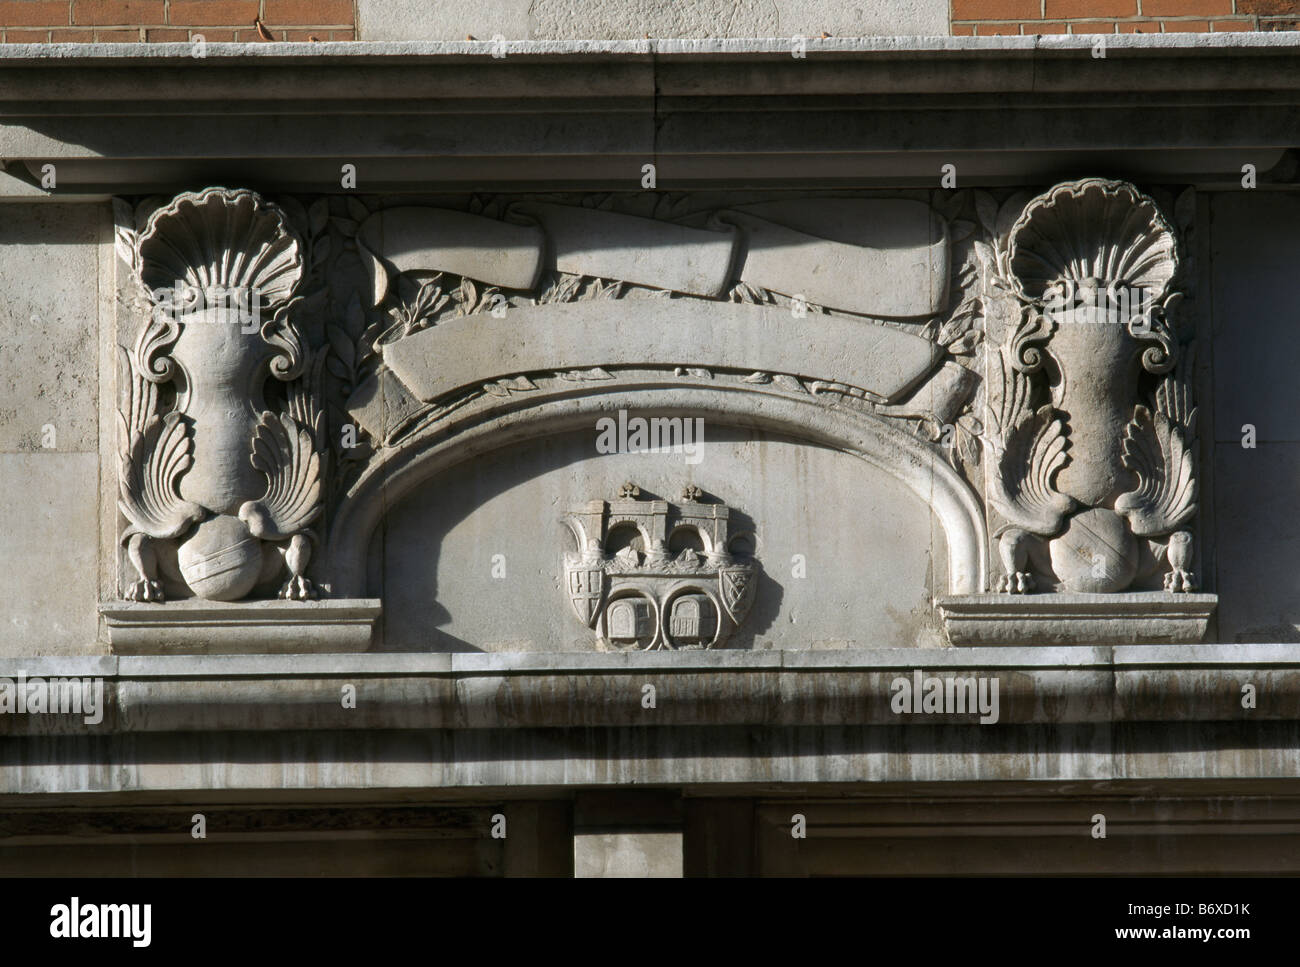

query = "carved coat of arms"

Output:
[[563, 485, 758, 650]]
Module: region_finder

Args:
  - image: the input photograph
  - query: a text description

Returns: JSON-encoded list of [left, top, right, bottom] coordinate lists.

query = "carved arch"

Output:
[[323, 380, 988, 598]]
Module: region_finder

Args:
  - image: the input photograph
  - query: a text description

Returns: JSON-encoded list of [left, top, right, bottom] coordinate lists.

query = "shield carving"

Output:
[[718, 565, 756, 625], [565, 560, 605, 627]]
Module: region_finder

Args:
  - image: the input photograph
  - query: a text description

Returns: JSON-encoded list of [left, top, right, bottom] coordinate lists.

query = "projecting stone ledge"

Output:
[[936, 593, 1218, 647], [98, 599, 383, 655]]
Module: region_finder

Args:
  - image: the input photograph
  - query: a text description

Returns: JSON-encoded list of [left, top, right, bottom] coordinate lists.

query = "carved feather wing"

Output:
[[117, 348, 203, 540], [982, 349, 1075, 536], [118, 410, 203, 539], [1115, 404, 1196, 536], [989, 404, 1077, 536], [246, 411, 322, 538]]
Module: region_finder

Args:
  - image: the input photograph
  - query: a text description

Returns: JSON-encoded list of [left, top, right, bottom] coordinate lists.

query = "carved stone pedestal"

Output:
[[937, 592, 1218, 646], [99, 599, 382, 654]]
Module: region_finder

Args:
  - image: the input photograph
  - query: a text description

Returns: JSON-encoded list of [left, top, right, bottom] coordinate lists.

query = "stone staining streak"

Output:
[[564, 486, 757, 651], [116, 188, 327, 603], [982, 178, 1200, 596]]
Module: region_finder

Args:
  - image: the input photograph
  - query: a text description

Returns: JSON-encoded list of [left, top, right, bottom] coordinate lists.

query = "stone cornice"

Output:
[[3, 36, 1298, 192]]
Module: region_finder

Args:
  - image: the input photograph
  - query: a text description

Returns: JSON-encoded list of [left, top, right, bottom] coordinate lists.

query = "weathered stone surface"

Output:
[[2, 36, 1300, 876], [0, 203, 101, 454], [358, 0, 948, 42], [382, 299, 942, 405], [574, 832, 682, 877], [519, 202, 734, 297], [356, 206, 545, 303], [98, 599, 383, 655], [376, 425, 947, 652], [116, 188, 326, 604], [1208, 191, 1300, 643], [1211, 192, 1300, 445], [936, 593, 1218, 647], [1214, 445, 1300, 642], [720, 198, 949, 318], [5, 645, 1300, 737], [0, 454, 99, 656], [981, 178, 1203, 604]]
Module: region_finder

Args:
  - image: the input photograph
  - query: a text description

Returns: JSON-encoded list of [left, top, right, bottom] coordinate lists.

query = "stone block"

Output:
[[357, 0, 948, 41], [1213, 444, 1300, 642], [0, 453, 100, 656], [574, 831, 683, 877], [0, 203, 102, 454], [1210, 192, 1300, 443]]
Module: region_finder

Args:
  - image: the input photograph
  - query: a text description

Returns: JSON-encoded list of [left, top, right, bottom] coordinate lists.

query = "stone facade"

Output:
[[1, 32, 1300, 876]]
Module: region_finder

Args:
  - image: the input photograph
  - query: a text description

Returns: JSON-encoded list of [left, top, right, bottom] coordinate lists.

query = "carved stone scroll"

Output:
[[352, 197, 950, 317], [372, 298, 942, 418]]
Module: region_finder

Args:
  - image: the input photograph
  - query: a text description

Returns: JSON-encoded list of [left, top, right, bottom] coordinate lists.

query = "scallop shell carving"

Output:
[[1007, 178, 1179, 304], [137, 187, 304, 305]]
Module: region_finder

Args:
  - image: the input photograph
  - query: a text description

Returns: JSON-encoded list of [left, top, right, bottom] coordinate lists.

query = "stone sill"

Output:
[[936, 592, 1218, 646], [98, 599, 383, 655]]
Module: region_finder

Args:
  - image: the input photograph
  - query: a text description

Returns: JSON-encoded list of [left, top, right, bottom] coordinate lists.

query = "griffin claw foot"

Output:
[[1164, 569, 1196, 593], [125, 578, 165, 602], [279, 575, 317, 601], [997, 571, 1036, 594]]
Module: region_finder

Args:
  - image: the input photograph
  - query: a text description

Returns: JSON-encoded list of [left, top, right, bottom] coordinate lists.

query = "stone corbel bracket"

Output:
[[936, 592, 1217, 647], [939, 177, 1217, 646]]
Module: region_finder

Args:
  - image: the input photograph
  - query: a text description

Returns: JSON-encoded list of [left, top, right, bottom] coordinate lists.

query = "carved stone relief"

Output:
[[114, 187, 326, 603], [979, 178, 1199, 596], [564, 484, 756, 650], [105, 179, 1215, 649]]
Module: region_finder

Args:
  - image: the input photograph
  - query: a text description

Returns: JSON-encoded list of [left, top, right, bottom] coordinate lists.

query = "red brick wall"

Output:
[[952, 0, 1300, 35], [0, 0, 355, 42]]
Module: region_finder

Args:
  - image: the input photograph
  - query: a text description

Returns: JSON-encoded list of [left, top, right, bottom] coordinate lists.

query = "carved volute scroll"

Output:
[[980, 178, 1199, 596], [116, 187, 326, 602]]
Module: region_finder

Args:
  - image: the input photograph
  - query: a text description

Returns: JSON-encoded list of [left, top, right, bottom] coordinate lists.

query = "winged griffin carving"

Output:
[[116, 187, 326, 602]]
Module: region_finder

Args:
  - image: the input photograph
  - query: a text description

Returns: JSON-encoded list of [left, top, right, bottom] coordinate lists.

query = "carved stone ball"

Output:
[[1049, 507, 1138, 593], [177, 514, 264, 601]]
